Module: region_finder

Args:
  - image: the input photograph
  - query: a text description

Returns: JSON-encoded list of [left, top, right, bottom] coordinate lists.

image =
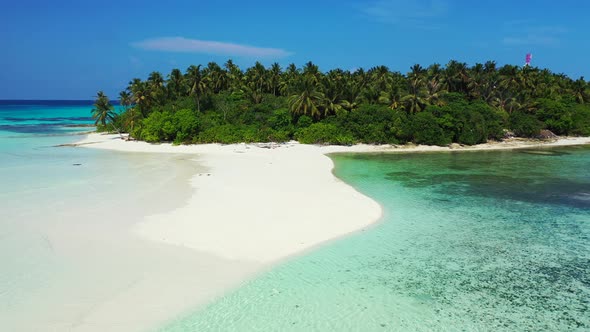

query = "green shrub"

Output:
[[570, 104, 590, 136], [172, 109, 200, 143], [457, 110, 487, 145], [509, 112, 542, 137], [197, 124, 242, 144], [410, 112, 451, 146], [481, 106, 507, 141], [268, 108, 293, 130], [331, 104, 402, 144], [139, 111, 171, 142], [296, 123, 354, 145], [535, 98, 573, 135], [296, 115, 313, 128], [139, 109, 200, 143], [267, 129, 292, 142]]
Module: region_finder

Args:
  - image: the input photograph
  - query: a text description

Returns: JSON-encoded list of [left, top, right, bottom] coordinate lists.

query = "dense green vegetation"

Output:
[[96, 60, 590, 146]]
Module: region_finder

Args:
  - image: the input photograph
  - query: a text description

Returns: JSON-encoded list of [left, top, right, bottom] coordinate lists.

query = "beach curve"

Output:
[[75, 133, 384, 263], [74, 133, 590, 262], [72, 133, 590, 330]]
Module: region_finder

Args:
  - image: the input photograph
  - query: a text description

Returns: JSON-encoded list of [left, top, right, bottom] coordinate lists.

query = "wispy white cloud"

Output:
[[502, 22, 567, 47], [362, 0, 447, 27], [132, 37, 292, 58]]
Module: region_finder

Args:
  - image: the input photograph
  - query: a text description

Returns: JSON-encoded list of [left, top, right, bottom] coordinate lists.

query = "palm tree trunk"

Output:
[[111, 123, 123, 139]]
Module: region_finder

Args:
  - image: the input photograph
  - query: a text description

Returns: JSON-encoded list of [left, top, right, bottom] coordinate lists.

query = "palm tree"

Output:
[[427, 63, 444, 82], [186, 65, 208, 112], [338, 70, 365, 111], [128, 78, 150, 117], [378, 73, 407, 110], [243, 83, 265, 104], [498, 64, 520, 92], [224, 59, 243, 91], [444, 60, 470, 93], [119, 91, 132, 111], [369, 65, 392, 91], [352, 68, 369, 89], [269, 62, 282, 96], [147, 71, 164, 88], [483, 60, 497, 74], [492, 90, 517, 113], [530, 69, 552, 99], [425, 78, 447, 106], [571, 77, 590, 104], [467, 63, 485, 100], [204, 62, 227, 93], [120, 90, 138, 134], [359, 85, 380, 104], [92, 91, 117, 130], [285, 63, 299, 78], [553, 73, 571, 96], [408, 64, 426, 79], [322, 73, 346, 116], [279, 63, 300, 96], [147, 71, 166, 105], [401, 92, 427, 114], [167, 68, 184, 99], [303, 61, 321, 83], [379, 88, 403, 110], [402, 64, 428, 113], [323, 94, 344, 116], [288, 77, 324, 118], [517, 66, 537, 100], [244, 62, 268, 101]]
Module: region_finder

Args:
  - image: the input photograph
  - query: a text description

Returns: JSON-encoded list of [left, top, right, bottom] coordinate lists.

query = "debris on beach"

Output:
[[537, 130, 557, 140]]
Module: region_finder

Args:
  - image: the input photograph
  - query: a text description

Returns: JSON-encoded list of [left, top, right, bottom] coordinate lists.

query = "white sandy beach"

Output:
[[75, 134, 386, 263], [65, 133, 590, 331]]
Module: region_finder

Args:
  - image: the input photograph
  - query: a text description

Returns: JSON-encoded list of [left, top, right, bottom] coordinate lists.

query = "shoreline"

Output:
[[72, 133, 590, 330], [73, 134, 590, 262], [73, 133, 386, 331], [73, 134, 590, 154], [75, 133, 385, 263]]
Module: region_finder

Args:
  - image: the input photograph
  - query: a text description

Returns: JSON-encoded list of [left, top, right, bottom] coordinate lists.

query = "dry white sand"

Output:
[[75, 134, 384, 263], [65, 133, 589, 331]]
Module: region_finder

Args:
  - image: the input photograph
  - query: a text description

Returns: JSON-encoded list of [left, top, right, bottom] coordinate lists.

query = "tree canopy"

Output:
[[98, 60, 590, 146]]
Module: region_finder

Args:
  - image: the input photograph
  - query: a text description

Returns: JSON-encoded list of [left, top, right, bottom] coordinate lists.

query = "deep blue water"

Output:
[[0, 100, 96, 106], [0, 100, 97, 136]]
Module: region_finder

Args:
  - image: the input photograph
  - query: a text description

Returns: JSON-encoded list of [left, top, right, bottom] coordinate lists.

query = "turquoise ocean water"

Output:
[[163, 148, 590, 331], [0, 101, 199, 330], [2, 101, 589, 331], [0, 100, 97, 219]]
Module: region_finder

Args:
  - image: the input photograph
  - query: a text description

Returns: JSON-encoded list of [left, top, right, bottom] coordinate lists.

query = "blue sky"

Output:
[[1, 0, 589, 99]]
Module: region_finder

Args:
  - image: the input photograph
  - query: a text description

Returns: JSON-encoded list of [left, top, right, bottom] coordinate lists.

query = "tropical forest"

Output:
[[93, 60, 590, 146]]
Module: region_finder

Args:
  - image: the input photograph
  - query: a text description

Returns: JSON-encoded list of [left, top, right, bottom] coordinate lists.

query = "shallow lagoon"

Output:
[[2, 101, 588, 331], [163, 147, 590, 331], [0, 101, 207, 331]]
